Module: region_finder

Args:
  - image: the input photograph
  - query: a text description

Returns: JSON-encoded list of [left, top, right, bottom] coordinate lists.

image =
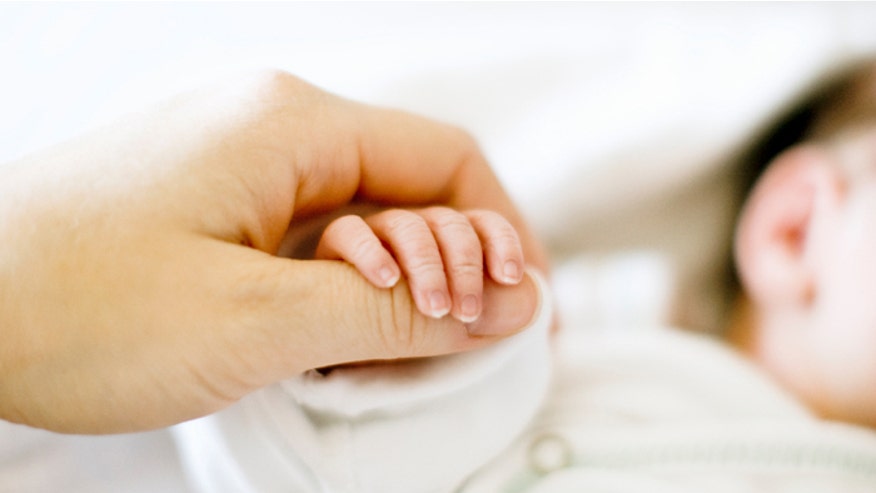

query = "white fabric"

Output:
[[172, 284, 876, 493], [460, 328, 876, 492], [172, 271, 553, 493]]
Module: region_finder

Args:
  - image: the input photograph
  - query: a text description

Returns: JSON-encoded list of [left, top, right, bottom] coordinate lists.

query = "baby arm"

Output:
[[315, 207, 525, 323]]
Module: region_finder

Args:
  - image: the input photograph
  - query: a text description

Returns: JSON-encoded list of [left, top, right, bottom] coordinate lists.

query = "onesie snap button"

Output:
[[528, 433, 572, 474]]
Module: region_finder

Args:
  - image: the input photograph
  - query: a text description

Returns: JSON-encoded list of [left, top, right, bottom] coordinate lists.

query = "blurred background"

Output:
[[2, 3, 876, 492], [3, 3, 876, 332]]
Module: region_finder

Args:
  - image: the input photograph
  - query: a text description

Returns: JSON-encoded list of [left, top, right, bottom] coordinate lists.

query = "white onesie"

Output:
[[172, 271, 876, 493], [172, 271, 554, 493]]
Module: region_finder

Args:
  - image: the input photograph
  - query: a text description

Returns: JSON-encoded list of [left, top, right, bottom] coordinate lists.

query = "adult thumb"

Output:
[[240, 258, 542, 381]]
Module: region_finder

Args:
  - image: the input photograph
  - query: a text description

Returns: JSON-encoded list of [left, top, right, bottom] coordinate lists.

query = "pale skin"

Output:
[[730, 124, 876, 429], [315, 207, 526, 323], [0, 70, 547, 434]]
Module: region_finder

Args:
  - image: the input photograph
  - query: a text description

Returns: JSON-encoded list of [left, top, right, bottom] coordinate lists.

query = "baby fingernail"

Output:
[[428, 290, 450, 318], [503, 260, 521, 283], [459, 295, 480, 322], [378, 266, 399, 287]]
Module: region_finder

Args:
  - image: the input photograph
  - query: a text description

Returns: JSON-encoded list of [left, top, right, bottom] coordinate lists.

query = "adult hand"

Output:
[[0, 71, 545, 434]]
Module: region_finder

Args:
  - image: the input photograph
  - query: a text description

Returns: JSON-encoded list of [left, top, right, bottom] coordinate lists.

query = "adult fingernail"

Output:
[[459, 294, 480, 323], [467, 273, 539, 336], [428, 290, 450, 318]]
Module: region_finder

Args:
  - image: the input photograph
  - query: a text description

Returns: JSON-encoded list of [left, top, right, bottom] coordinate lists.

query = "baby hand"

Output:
[[315, 207, 525, 322]]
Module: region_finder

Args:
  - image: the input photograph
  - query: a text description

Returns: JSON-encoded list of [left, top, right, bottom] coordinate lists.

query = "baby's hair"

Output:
[[736, 57, 876, 208], [725, 57, 876, 299]]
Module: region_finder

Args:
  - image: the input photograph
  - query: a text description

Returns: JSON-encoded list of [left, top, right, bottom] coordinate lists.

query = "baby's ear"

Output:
[[734, 145, 844, 309]]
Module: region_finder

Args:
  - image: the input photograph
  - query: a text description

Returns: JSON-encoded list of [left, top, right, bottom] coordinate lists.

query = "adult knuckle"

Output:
[[250, 69, 309, 99], [230, 69, 326, 120], [444, 125, 480, 153], [448, 126, 488, 165]]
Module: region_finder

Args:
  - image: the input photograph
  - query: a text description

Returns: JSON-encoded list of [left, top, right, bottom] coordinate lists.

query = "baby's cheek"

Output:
[[803, 195, 876, 427], [808, 303, 876, 427]]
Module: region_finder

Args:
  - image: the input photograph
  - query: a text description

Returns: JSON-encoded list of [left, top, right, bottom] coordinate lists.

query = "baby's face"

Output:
[[799, 127, 876, 427]]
